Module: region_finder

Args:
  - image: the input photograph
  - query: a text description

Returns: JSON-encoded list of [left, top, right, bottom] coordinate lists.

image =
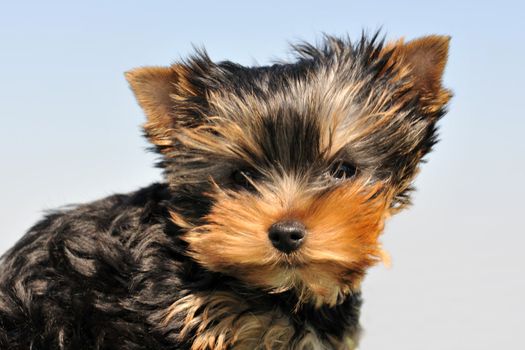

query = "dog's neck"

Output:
[[159, 268, 362, 349]]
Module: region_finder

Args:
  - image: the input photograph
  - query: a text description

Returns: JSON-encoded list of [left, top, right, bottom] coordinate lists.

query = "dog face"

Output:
[[126, 34, 451, 306]]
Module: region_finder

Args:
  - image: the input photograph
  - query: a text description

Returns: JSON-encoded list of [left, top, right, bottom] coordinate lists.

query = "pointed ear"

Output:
[[386, 35, 452, 112], [125, 64, 206, 148]]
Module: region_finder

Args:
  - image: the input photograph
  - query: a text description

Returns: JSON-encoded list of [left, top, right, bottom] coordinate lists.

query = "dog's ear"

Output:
[[125, 64, 207, 148], [385, 35, 452, 114]]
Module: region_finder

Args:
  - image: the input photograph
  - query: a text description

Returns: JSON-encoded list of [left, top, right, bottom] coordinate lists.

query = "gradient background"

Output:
[[1, 1, 523, 349]]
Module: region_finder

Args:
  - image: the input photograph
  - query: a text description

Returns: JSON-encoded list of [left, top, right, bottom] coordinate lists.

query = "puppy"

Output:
[[0, 33, 451, 349]]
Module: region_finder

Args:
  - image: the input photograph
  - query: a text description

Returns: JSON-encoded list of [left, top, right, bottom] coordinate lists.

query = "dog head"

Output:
[[126, 33, 451, 306]]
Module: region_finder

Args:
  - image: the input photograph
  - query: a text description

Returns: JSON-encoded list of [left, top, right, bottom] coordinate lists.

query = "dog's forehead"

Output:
[[213, 57, 393, 130], [208, 63, 391, 166]]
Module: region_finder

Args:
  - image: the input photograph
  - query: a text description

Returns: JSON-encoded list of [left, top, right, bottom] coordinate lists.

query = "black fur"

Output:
[[0, 183, 361, 349]]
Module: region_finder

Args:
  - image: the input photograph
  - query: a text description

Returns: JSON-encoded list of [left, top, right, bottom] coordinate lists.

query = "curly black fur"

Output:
[[0, 183, 361, 349]]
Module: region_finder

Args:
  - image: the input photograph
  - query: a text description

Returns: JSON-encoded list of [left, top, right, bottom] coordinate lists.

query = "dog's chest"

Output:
[[163, 292, 358, 350]]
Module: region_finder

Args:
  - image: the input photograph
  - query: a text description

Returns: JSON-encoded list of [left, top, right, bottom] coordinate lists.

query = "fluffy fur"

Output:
[[0, 33, 451, 349]]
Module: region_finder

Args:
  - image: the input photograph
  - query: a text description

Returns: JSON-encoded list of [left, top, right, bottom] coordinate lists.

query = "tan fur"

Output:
[[178, 178, 392, 307], [382, 35, 452, 114], [125, 64, 202, 147], [125, 66, 178, 146], [163, 292, 357, 350]]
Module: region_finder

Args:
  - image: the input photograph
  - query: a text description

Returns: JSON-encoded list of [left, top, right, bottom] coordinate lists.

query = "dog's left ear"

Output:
[[386, 35, 452, 114], [125, 64, 207, 149]]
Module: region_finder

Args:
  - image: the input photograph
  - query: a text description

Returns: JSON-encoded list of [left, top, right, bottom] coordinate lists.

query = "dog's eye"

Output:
[[330, 162, 357, 180], [231, 168, 258, 189]]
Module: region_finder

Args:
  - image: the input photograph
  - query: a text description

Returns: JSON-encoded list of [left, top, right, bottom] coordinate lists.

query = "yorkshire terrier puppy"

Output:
[[0, 33, 451, 349]]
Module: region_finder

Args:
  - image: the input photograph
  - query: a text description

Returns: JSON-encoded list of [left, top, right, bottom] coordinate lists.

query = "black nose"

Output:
[[268, 220, 306, 253]]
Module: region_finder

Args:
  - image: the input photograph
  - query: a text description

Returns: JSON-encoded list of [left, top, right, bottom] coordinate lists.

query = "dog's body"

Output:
[[0, 34, 451, 349], [0, 183, 361, 349]]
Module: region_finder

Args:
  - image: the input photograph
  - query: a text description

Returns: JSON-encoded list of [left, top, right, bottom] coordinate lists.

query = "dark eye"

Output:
[[330, 162, 357, 180], [231, 168, 257, 189]]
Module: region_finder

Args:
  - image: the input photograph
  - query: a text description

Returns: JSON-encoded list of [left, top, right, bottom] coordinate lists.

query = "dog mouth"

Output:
[[277, 261, 306, 269]]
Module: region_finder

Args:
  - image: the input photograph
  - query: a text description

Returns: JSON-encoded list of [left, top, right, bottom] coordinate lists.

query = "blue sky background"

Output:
[[1, 1, 523, 349]]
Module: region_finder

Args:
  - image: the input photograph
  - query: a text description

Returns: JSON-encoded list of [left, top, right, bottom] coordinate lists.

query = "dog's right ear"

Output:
[[125, 64, 207, 148]]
